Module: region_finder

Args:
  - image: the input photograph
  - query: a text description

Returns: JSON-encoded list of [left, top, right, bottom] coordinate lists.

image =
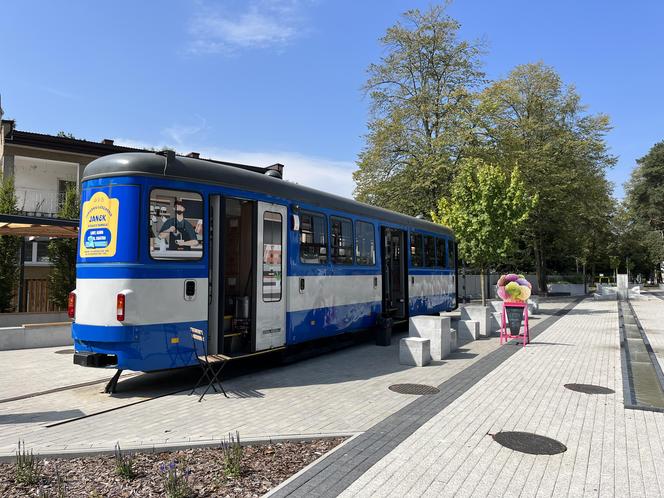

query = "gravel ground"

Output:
[[0, 438, 344, 497]]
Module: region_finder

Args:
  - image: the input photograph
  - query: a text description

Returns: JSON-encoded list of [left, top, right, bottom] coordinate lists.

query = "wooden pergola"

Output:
[[0, 214, 79, 238], [0, 214, 79, 312]]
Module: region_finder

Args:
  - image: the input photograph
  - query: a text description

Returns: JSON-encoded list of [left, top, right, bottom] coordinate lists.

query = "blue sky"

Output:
[[2, 0, 663, 198]]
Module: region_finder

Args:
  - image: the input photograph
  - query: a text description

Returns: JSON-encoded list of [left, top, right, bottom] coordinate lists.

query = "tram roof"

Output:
[[82, 152, 454, 237]]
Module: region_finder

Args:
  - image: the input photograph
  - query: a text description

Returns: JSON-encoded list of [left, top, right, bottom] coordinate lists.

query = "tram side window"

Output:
[[447, 239, 456, 268], [424, 235, 435, 267], [149, 189, 203, 261], [331, 216, 353, 265], [262, 211, 282, 302], [435, 238, 447, 268], [300, 212, 327, 264], [410, 232, 423, 267], [355, 221, 375, 265]]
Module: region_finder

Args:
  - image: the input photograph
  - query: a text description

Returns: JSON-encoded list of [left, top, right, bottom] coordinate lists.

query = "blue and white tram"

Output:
[[71, 151, 458, 372]]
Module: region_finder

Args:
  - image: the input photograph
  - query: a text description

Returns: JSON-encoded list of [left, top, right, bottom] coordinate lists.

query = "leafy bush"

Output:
[[221, 431, 243, 478], [47, 187, 79, 308], [160, 460, 192, 498], [15, 440, 41, 485], [0, 176, 20, 312], [114, 443, 136, 480]]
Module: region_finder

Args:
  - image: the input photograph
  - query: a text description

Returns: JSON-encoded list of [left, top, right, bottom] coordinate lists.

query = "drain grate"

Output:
[[492, 431, 567, 455], [388, 384, 440, 395], [564, 383, 614, 395], [55, 349, 75, 355]]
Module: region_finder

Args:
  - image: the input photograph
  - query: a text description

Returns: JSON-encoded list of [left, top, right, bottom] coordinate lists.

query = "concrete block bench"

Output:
[[461, 305, 492, 337], [399, 337, 431, 367], [0, 322, 73, 351], [457, 320, 480, 342], [409, 316, 452, 360]]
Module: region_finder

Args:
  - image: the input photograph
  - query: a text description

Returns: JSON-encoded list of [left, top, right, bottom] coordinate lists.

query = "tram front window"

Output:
[[150, 189, 204, 260]]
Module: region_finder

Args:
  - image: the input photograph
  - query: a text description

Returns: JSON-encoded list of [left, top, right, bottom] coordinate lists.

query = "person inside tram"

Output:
[[158, 200, 199, 250]]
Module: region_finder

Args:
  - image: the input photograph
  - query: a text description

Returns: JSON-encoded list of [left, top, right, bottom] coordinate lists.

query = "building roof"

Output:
[[2, 120, 145, 157], [1, 119, 279, 176]]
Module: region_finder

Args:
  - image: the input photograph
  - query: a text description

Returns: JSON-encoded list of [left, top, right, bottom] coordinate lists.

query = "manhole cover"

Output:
[[492, 431, 567, 455], [55, 349, 75, 355], [564, 383, 614, 395], [388, 384, 439, 395]]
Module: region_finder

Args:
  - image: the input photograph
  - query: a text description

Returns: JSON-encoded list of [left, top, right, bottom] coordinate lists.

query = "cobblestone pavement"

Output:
[[0, 300, 567, 459], [7, 298, 660, 498], [274, 300, 664, 497], [325, 299, 664, 497]]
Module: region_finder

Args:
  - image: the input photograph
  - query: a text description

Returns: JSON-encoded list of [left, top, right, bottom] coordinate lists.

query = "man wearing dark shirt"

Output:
[[158, 201, 198, 250]]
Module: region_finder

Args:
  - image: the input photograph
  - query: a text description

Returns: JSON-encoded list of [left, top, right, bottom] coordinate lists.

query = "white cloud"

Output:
[[112, 137, 357, 199], [186, 0, 311, 54]]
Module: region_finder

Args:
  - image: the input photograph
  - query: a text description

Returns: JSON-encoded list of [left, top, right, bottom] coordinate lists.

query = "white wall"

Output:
[[14, 156, 78, 213]]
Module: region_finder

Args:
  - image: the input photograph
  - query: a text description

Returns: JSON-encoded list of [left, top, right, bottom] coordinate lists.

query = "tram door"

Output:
[[254, 202, 287, 351], [207, 195, 222, 354], [381, 227, 407, 319]]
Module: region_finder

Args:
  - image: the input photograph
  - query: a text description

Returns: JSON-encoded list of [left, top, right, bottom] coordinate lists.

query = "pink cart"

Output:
[[500, 301, 529, 347]]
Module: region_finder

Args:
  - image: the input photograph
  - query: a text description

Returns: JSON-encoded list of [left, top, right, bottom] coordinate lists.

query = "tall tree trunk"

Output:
[[480, 267, 486, 306], [534, 235, 547, 296]]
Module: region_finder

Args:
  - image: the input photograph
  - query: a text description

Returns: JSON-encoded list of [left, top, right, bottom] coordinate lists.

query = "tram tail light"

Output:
[[117, 293, 126, 322], [67, 292, 76, 319]]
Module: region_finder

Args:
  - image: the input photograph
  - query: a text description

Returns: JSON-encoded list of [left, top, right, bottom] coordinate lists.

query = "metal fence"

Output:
[[458, 272, 589, 300]]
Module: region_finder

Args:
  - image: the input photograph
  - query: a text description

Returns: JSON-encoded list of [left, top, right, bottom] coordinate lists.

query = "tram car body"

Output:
[[71, 152, 458, 372]]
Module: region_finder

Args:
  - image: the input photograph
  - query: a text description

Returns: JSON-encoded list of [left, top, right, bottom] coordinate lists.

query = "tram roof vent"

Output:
[[186, 152, 200, 159], [264, 169, 282, 179]]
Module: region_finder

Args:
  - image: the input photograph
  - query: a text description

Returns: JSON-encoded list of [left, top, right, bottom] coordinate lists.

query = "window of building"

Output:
[[355, 221, 376, 265], [435, 238, 447, 268], [23, 239, 50, 264], [299, 212, 327, 264], [410, 232, 423, 267], [149, 189, 204, 261], [331, 216, 353, 265], [262, 211, 282, 302], [424, 235, 435, 267]]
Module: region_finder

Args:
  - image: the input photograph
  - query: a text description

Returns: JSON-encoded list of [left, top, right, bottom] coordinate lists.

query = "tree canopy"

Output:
[[626, 141, 664, 233], [354, 6, 617, 289], [353, 5, 484, 216], [432, 158, 535, 303], [0, 176, 20, 311], [475, 62, 616, 290]]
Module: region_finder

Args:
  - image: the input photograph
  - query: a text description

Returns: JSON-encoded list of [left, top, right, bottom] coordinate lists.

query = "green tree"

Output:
[[354, 5, 485, 216], [475, 62, 615, 292], [626, 141, 664, 233], [432, 158, 536, 305], [0, 176, 20, 312], [47, 187, 79, 308], [56, 131, 77, 139], [608, 255, 620, 282]]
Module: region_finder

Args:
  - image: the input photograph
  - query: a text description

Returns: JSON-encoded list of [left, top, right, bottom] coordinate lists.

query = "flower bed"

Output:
[[0, 437, 344, 497]]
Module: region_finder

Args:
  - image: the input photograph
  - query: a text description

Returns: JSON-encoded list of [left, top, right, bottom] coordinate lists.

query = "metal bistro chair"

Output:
[[190, 327, 230, 402]]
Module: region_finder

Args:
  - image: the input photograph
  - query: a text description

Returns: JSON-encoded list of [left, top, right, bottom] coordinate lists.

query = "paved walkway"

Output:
[[275, 299, 664, 497], [2, 297, 664, 497]]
